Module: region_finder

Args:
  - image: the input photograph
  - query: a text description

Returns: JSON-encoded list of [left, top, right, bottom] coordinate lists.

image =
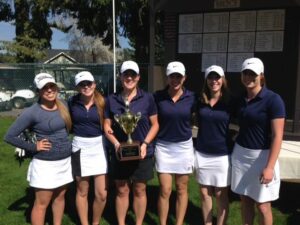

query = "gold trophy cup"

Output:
[[114, 98, 142, 161]]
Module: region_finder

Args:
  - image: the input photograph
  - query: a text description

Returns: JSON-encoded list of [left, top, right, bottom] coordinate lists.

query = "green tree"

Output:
[[62, 0, 164, 63], [118, 0, 164, 64], [1, 0, 164, 64], [1, 0, 67, 62], [8, 0, 52, 62], [0, 0, 12, 21]]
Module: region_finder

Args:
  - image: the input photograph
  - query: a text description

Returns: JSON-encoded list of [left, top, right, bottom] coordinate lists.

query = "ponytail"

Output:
[[94, 90, 105, 129]]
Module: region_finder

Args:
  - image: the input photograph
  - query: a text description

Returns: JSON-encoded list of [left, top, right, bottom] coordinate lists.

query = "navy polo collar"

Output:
[[162, 86, 191, 100], [114, 88, 144, 105], [244, 86, 268, 102], [72, 94, 96, 107]]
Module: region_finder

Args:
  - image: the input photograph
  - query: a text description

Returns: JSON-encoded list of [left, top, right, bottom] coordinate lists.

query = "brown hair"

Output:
[[200, 76, 230, 104], [56, 98, 72, 132], [260, 73, 266, 86], [93, 90, 105, 129]]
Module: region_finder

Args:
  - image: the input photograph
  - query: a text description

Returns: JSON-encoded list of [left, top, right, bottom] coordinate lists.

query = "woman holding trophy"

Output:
[[68, 71, 107, 225], [154, 61, 197, 225], [104, 60, 159, 225]]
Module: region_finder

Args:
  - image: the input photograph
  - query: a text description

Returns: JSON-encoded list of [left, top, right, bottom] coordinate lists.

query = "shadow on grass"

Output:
[[7, 180, 202, 225], [273, 181, 300, 225], [7, 180, 300, 225], [7, 187, 33, 224]]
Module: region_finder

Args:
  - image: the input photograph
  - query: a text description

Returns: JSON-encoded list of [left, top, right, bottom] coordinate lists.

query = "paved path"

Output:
[[0, 108, 24, 118]]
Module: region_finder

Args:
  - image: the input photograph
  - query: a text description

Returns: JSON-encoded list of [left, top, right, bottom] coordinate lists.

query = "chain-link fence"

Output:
[[0, 63, 149, 113]]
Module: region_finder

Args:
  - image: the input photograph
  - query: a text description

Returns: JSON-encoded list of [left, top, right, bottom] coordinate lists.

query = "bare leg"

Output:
[[200, 185, 213, 225], [132, 181, 147, 225], [76, 176, 90, 225], [157, 173, 173, 225], [52, 185, 68, 225], [175, 174, 189, 225], [115, 180, 130, 225], [256, 202, 273, 225], [31, 188, 53, 225], [92, 174, 108, 225], [240, 195, 255, 225], [215, 187, 229, 225]]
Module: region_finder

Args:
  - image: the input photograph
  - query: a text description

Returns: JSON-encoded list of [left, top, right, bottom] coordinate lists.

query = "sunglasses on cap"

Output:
[[78, 81, 93, 87]]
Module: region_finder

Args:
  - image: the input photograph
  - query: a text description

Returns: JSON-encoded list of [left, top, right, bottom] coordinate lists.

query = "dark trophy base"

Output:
[[118, 141, 141, 161]]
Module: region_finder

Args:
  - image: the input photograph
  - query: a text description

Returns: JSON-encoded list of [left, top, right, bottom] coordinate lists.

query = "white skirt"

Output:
[[194, 151, 231, 187], [155, 138, 194, 174], [27, 157, 73, 189], [231, 143, 280, 203], [72, 136, 107, 177]]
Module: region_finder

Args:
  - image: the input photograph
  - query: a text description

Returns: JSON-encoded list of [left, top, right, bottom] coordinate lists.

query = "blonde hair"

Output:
[[200, 77, 230, 104], [93, 90, 105, 129], [37, 83, 72, 132], [56, 98, 72, 132]]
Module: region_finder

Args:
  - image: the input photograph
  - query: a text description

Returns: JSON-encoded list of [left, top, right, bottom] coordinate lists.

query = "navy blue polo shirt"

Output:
[[236, 87, 285, 150], [195, 100, 232, 155], [154, 88, 196, 142], [104, 89, 157, 157], [68, 94, 103, 137]]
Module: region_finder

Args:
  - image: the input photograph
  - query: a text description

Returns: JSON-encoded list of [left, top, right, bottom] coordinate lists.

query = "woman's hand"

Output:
[[260, 167, 274, 184], [140, 143, 147, 159], [36, 139, 52, 151], [114, 142, 121, 160]]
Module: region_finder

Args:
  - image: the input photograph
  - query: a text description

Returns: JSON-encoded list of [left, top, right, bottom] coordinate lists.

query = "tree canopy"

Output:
[[0, 0, 164, 64]]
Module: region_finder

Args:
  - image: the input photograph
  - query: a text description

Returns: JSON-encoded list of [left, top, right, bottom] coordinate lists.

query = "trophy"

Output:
[[114, 97, 142, 161]]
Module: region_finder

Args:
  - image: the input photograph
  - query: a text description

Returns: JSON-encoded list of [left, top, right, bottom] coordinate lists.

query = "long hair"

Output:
[[37, 87, 72, 132], [200, 77, 230, 104], [93, 90, 105, 129], [55, 98, 72, 132]]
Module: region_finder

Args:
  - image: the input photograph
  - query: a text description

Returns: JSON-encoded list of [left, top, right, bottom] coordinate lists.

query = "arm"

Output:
[[4, 110, 37, 152], [261, 118, 285, 184], [103, 118, 121, 154], [4, 110, 51, 153], [140, 114, 159, 159]]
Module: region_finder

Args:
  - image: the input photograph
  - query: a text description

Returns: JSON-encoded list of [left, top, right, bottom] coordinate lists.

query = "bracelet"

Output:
[[114, 142, 120, 148], [142, 140, 150, 146]]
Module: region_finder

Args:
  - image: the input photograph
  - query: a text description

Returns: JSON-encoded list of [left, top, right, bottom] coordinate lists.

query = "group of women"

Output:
[[4, 57, 285, 225]]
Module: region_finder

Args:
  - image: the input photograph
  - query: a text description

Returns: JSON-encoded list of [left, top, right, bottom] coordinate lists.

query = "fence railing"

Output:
[[0, 63, 149, 112]]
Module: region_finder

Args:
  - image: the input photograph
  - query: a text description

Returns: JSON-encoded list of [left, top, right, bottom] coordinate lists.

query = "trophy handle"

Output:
[[114, 114, 120, 123]]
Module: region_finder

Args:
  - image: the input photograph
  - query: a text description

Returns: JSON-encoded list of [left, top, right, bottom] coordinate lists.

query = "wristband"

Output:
[[143, 140, 150, 146]]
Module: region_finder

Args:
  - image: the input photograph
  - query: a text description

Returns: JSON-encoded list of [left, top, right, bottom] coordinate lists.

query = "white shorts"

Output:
[[155, 138, 194, 174], [27, 157, 73, 189], [72, 136, 108, 177], [231, 143, 280, 203], [194, 151, 231, 187]]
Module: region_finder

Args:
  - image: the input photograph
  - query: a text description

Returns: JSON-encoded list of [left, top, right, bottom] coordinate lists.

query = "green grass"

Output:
[[0, 117, 299, 224]]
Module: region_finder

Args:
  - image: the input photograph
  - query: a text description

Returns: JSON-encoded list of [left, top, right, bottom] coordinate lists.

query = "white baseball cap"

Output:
[[120, 60, 139, 74], [166, 61, 185, 76], [205, 65, 225, 78], [75, 71, 95, 86], [34, 73, 56, 89], [241, 57, 264, 75]]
